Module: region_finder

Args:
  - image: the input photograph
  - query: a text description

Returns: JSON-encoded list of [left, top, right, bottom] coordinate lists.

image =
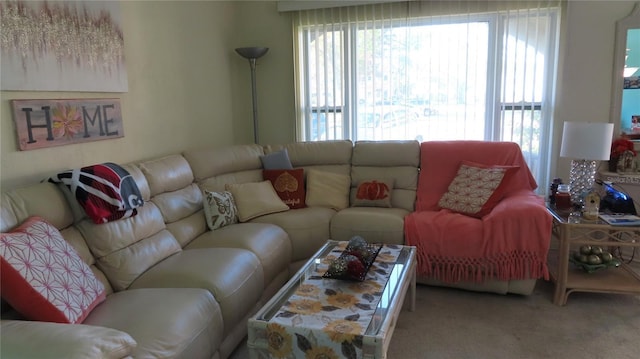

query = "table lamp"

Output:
[[559, 121, 614, 205]]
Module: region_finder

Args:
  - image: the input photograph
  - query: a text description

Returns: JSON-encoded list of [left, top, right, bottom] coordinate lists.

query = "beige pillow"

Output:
[[225, 181, 289, 222], [305, 170, 351, 210]]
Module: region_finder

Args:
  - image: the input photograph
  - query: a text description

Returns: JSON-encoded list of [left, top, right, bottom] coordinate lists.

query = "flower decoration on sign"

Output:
[[52, 104, 83, 139]]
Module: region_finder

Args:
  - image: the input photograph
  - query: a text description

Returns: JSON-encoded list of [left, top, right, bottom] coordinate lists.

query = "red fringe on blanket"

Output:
[[413, 249, 549, 283]]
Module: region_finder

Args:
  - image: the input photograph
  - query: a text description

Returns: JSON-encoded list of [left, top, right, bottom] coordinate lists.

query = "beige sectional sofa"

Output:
[[0, 140, 419, 359], [0, 139, 538, 359]]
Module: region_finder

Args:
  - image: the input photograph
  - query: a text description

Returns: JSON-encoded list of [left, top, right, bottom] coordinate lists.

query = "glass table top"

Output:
[[254, 240, 416, 336]]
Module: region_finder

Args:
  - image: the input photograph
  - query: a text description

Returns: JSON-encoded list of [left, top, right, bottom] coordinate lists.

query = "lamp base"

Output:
[[568, 159, 597, 205]]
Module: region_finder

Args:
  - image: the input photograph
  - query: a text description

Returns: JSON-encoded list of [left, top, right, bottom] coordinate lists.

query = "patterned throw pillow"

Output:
[[263, 168, 306, 209], [352, 179, 394, 208], [0, 217, 106, 323], [438, 161, 519, 218], [202, 190, 238, 230]]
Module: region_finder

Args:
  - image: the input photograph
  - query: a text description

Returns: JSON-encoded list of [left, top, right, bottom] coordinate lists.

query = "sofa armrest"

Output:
[[484, 190, 549, 222], [0, 320, 136, 359]]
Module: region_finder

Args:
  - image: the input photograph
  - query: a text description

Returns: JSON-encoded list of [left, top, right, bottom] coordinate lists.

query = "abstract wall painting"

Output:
[[0, 1, 127, 92]]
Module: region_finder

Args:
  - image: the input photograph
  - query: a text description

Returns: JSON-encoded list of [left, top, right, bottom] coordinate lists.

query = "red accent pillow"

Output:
[[263, 168, 306, 209], [438, 161, 519, 218], [0, 217, 106, 323]]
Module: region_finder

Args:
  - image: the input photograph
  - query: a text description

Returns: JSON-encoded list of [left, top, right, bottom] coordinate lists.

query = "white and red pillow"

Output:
[[49, 162, 144, 224], [0, 217, 105, 323]]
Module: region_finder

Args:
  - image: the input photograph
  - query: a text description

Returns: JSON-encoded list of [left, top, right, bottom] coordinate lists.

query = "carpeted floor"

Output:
[[230, 276, 640, 359]]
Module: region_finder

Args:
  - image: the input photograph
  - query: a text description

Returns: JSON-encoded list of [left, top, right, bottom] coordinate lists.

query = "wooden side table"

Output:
[[547, 205, 640, 305]]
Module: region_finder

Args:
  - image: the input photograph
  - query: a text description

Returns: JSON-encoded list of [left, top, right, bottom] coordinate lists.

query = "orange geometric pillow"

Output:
[[263, 168, 306, 209], [438, 161, 519, 218]]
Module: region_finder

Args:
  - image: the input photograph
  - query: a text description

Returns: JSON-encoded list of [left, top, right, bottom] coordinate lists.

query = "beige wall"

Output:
[[1, 0, 636, 191], [552, 0, 636, 183], [0, 0, 240, 190]]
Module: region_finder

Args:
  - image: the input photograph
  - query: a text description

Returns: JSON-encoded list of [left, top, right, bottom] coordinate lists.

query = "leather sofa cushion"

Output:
[[184, 144, 264, 182], [186, 222, 291, 287], [1, 182, 74, 231], [77, 203, 182, 291], [138, 155, 194, 197], [152, 183, 203, 224], [350, 140, 419, 212], [84, 288, 221, 359], [128, 248, 263, 337], [0, 320, 136, 359], [331, 207, 409, 244], [250, 207, 335, 262]]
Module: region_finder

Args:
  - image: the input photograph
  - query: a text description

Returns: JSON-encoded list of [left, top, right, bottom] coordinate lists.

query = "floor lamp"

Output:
[[559, 121, 614, 205], [235, 47, 269, 144]]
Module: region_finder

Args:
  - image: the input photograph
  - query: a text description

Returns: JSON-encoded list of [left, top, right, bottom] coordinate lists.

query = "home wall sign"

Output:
[[11, 99, 124, 151], [0, 1, 127, 92]]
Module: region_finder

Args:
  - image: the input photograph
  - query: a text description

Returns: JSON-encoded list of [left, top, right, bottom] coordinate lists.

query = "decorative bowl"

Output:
[[569, 254, 621, 273], [322, 244, 382, 281]]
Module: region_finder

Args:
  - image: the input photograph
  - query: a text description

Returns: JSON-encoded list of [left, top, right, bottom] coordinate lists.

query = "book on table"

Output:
[[598, 214, 640, 226]]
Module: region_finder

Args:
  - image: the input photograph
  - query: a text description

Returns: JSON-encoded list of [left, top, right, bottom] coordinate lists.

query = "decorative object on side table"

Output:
[[559, 121, 614, 205], [610, 133, 637, 173], [554, 184, 572, 210], [548, 177, 563, 205], [570, 245, 621, 273], [582, 190, 600, 220], [323, 236, 382, 281]]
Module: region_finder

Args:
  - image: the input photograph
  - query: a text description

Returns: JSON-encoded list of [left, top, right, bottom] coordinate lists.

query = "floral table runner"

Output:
[[264, 242, 403, 359]]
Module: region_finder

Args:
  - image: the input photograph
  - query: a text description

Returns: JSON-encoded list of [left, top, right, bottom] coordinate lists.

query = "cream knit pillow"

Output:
[[305, 170, 351, 210], [226, 181, 289, 221]]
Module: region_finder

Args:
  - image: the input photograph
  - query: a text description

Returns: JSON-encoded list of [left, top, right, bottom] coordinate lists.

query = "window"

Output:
[[293, 1, 560, 187]]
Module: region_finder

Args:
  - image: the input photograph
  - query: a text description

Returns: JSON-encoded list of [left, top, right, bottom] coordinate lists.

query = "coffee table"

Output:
[[247, 240, 416, 359]]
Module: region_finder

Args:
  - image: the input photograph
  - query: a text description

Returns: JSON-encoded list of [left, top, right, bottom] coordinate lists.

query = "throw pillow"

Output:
[[352, 179, 394, 208], [49, 162, 144, 224], [0, 217, 106, 324], [260, 149, 293, 170], [305, 170, 351, 210], [202, 190, 238, 230], [225, 181, 290, 222], [263, 168, 306, 209], [438, 161, 519, 218]]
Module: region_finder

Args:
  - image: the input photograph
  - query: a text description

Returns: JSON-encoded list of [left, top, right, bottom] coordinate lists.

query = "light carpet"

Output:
[[230, 278, 640, 359]]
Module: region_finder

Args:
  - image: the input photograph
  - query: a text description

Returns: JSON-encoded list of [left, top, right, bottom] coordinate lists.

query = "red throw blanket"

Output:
[[405, 141, 552, 283]]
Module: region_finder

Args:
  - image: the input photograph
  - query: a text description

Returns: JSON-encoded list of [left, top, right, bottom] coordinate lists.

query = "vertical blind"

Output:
[[292, 0, 561, 188]]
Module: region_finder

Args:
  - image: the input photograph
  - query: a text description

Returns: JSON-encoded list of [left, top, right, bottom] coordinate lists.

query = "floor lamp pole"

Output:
[[248, 58, 259, 144], [235, 47, 269, 144]]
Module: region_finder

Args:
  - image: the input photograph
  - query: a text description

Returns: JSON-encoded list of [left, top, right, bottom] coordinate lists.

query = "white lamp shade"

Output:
[[560, 122, 614, 160]]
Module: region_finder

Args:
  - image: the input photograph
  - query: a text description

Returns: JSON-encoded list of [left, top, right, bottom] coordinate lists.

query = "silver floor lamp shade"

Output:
[[235, 47, 269, 144]]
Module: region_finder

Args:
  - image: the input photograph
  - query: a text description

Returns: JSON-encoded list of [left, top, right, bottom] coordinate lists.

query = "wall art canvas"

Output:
[[0, 1, 127, 92], [11, 99, 124, 151]]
